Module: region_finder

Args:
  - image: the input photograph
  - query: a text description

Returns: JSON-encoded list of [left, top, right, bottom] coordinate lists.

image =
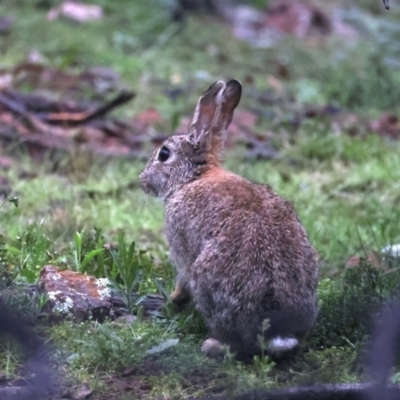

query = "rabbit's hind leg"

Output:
[[201, 330, 252, 362], [201, 338, 225, 359], [171, 283, 191, 307]]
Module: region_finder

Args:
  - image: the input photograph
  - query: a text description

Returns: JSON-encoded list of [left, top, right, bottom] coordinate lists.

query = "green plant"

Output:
[[0, 340, 22, 378], [0, 197, 20, 286], [253, 319, 275, 378], [0, 234, 16, 288], [71, 228, 104, 274], [311, 258, 400, 350], [27, 292, 50, 322], [5, 223, 52, 283], [0, 196, 18, 210], [51, 318, 178, 372], [1, 290, 49, 323], [107, 232, 152, 313]]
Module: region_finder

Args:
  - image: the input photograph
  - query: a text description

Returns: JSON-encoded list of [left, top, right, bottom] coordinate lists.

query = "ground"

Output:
[[1, 0, 400, 399]]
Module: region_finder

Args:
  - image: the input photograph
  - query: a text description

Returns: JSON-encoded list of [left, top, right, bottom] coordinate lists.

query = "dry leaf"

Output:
[[48, 1, 103, 23]]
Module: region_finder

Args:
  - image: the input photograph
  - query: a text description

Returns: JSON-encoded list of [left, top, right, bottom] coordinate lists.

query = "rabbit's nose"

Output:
[[139, 173, 158, 197]]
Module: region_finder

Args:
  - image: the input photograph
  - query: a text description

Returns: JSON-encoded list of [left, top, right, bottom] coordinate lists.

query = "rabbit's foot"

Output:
[[201, 338, 224, 359], [268, 336, 298, 355], [170, 286, 191, 307]]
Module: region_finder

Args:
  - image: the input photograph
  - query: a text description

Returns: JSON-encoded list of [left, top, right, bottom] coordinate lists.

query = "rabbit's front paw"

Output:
[[170, 285, 191, 307]]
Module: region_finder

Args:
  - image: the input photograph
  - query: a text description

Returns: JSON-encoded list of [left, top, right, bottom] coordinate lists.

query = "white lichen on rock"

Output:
[[96, 277, 111, 298], [48, 291, 74, 315], [50, 272, 62, 281], [96, 277, 110, 287], [48, 290, 62, 300]]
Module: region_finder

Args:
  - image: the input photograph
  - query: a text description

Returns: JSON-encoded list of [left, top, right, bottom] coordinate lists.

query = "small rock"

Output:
[[39, 265, 114, 321]]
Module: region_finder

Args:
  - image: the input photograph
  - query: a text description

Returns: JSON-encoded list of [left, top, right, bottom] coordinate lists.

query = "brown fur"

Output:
[[139, 80, 319, 360]]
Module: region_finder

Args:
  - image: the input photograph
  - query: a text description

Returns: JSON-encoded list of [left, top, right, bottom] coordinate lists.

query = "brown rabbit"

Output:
[[139, 80, 319, 361]]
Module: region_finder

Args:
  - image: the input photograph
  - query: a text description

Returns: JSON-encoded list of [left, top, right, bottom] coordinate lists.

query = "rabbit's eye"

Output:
[[158, 146, 170, 162]]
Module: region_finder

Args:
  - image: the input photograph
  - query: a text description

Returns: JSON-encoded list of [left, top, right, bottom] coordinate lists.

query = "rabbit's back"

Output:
[[166, 169, 318, 322]]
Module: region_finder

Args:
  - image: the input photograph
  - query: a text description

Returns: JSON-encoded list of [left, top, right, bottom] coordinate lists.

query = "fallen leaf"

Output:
[[265, 1, 332, 39], [133, 108, 164, 129], [370, 113, 400, 140], [226, 1, 357, 46], [48, 1, 103, 23], [345, 251, 386, 269]]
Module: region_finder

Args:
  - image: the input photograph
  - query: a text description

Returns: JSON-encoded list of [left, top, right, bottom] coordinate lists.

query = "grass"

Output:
[[1, 0, 400, 398]]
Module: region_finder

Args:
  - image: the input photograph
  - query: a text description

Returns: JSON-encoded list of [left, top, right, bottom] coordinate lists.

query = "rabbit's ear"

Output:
[[189, 80, 242, 159], [217, 79, 242, 133], [189, 80, 226, 143]]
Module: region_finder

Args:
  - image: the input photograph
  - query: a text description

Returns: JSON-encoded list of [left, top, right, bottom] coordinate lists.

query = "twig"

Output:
[[0, 91, 30, 119], [0, 89, 135, 127], [42, 90, 135, 125]]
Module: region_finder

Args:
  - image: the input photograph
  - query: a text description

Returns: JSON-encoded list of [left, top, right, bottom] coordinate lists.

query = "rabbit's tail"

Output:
[[268, 336, 299, 354]]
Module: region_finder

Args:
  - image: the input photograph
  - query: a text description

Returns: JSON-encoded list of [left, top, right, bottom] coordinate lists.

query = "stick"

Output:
[[42, 90, 135, 125], [0, 90, 135, 127]]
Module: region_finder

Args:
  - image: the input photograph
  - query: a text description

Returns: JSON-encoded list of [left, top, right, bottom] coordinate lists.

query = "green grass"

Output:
[[1, 0, 400, 398]]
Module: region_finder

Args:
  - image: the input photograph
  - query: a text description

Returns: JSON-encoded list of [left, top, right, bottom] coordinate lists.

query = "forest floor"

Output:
[[1, 1, 400, 399]]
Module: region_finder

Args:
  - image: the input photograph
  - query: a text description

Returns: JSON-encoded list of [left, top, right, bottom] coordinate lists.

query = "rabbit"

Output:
[[139, 79, 319, 361]]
